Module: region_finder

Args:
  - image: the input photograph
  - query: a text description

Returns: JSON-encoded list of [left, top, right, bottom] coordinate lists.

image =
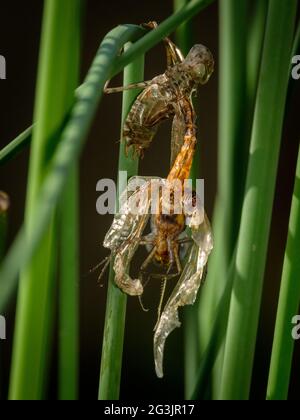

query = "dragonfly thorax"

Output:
[[152, 213, 185, 266]]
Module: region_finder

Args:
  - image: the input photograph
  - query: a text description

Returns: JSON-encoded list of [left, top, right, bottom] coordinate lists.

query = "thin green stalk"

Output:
[[0, 126, 33, 166], [219, 0, 297, 400], [58, 2, 81, 399], [266, 142, 300, 400], [190, 247, 237, 399], [172, 0, 200, 399], [174, 0, 194, 56], [9, 0, 82, 400], [59, 166, 80, 400], [0, 0, 217, 317], [293, 22, 300, 56], [246, 0, 268, 117], [214, 0, 248, 273], [196, 0, 249, 399], [98, 44, 144, 401]]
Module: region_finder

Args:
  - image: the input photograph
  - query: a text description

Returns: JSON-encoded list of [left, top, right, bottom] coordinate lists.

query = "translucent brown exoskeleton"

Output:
[[101, 175, 213, 378], [99, 24, 214, 378], [104, 21, 214, 161]]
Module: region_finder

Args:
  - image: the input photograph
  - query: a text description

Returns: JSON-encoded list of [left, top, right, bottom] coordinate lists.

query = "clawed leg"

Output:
[[179, 237, 193, 245], [154, 278, 168, 331], [138, 246, 156, 285], [142, 21, 184, 67], [153, 246, 182, 331], [104, 79, 152, 94], [137, 247, 157, 312], [89, 255, 112, 285], [174, 249, 182, 276]]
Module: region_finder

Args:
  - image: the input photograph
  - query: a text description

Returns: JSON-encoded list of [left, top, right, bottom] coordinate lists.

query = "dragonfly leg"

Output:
[[97, 257, 112, 284], [139, 238, 155, 246], [89, 255, 112, 284], [154, 278, 168, 331], [164, 38, 184, 67], [139, 246, 157, 278], [179, 237, 193, 244], [104, 79, 152, 94], [174, 248, 182, 276], [142, 21, 184, 66], [137, 247, 157, 313]]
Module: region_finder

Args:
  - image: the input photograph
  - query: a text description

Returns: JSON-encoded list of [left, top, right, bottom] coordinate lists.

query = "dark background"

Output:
[[0, 0, 299, 400]]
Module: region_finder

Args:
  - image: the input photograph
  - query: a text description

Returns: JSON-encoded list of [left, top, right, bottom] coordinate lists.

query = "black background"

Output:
[[0, 0, 299, 400]]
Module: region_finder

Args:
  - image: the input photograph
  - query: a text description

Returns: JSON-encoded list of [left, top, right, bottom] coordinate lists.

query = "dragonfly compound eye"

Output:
[[185, 44, 215, 84]]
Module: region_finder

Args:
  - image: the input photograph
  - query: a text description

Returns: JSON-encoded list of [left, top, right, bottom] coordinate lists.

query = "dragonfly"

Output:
[[100, 24, 214, 377]]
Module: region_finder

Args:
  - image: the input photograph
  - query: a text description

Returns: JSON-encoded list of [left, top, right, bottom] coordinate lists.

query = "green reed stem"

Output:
[[219, 0, 297, 400], [172, 0, 200, 399], [8, 0, 82, 400], [58, 2, 82, 399], [266, 143, 300, 400], [98, 44, 144, 401], [195, 0, 249, 399], [265, 29, 300, 400], [0, 126, 33, 166], [174, 0, 194, 56], [58, 165, 80, 400]]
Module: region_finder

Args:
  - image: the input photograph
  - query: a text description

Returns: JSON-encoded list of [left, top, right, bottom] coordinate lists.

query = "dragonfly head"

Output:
[[185, 44, 214, 85]]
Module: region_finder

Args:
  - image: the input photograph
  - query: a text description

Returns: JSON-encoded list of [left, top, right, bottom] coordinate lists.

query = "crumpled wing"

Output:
[[104, 178, 151, 252], [153, 211, 213, 378], [103, 177, 162, 296]]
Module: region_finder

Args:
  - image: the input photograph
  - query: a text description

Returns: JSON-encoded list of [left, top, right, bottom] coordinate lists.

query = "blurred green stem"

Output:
[[196, 0, 248, 399], [59, 165, 80, 400], [174, 0, 194, 56], [219, 0, 297, 400], [266, 141, 300, 400], [9, 0, 82, 400], [172, 0, 200, 399], [58, 1, 82, 399], [98, 45, 144, 400], [0, 126, 33, 166]]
